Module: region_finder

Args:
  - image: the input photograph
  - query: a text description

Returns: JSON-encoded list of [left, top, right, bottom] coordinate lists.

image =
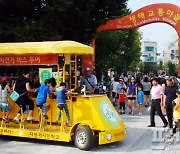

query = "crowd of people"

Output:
[[109, 73, 180, 138]]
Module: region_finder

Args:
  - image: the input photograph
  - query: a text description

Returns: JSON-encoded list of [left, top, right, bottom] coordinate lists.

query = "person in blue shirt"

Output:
[[36, 79, 52, 123], [137, 86, 144, 116], [56, 82, 72, 125], [127, 77, 138, 115], [80, 67, 98, 94]]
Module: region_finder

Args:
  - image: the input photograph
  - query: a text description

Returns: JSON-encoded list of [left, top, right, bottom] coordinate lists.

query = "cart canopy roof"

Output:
[[0, 41, 94, 55]]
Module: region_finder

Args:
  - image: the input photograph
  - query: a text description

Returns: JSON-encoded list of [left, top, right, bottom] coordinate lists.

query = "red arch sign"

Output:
[[97, 3, 180, 75]]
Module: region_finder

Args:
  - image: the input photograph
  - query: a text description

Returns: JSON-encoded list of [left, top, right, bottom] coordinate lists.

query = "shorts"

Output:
[[128, 97, 136, 100], [0, 102, 12, 112], [36, 102, 50, 107], [143, 91, 150, 95], [112, 92, 119, 99], [137, 102, 143, 105], [112, 92, 116, 98]]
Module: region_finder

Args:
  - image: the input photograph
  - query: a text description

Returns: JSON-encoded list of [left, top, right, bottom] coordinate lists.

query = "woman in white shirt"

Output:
[[111, 77, 119, 106]]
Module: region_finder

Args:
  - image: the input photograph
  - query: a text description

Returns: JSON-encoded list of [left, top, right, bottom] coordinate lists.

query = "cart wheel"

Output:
[[74, 125, 94, 150]]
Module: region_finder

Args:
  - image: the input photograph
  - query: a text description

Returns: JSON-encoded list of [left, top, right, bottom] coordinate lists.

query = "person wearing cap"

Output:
[[0, 76, 12, 123], [80, 67, 97, 94], [98, 84, 105, 94], [148, 77, 168, 127], [163, 77, 177, 128]]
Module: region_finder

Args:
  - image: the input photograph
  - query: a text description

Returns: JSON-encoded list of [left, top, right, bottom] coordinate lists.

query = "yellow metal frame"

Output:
[[0, 95, 126, 145], [57, 64, 65, 86]]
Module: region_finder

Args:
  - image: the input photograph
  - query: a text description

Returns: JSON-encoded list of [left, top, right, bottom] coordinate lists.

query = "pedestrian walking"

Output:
[[137, 86, 144, 116], [111, 77, 119, 106], [118, 88, 126, 114], [148, 78, 168, 127], [127, 77, 138, 115], [166, 88, 180, 140], [163, 77, 177, 128], [142, 76, 151, 107]]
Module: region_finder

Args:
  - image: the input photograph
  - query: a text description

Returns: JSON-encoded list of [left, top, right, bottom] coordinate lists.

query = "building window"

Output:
[[145, 56, 154, 62], [145, 46, 154, 52], [149, 56, 154, 62]]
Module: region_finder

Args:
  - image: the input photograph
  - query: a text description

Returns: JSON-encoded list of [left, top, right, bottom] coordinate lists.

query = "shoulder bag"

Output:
[[10, 82, 26, 102]]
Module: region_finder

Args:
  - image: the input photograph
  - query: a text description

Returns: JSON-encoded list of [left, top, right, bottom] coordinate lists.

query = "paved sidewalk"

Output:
[[0, 104, 179, 154]]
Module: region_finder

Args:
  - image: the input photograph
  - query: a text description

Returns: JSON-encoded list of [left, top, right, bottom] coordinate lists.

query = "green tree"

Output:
[[95, 29, 141, 79], [167, 61, 177, 76], [0, 0, 128, 43], [157, 61, 164, 70]]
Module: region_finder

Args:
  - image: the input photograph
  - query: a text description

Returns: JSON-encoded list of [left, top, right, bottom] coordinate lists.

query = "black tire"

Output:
[[74, 125, 94, 151]]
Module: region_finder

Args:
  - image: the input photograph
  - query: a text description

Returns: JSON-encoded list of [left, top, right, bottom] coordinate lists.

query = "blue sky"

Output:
[[127, 0, 180, 53]]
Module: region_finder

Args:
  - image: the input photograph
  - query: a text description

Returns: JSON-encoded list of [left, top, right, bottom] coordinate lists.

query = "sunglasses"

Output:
[[131, 79, 135, 80]]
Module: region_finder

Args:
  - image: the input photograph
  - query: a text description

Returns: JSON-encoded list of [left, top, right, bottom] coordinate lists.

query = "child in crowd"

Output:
[[56, 82, 72, 125], [119, 88, 126, 114], [99, 84, 105, 94], [167, 88, 180, 140], [0, 76, 12, 123], [137, 86, 144, 116], [36, 79, 52, 124]]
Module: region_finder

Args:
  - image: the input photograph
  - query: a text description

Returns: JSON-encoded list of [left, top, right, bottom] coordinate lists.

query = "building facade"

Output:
[[163, 34, 178, 65], [141, 41, 157, 64]]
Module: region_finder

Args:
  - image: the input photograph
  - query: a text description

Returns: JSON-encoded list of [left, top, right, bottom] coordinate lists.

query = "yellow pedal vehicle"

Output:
[[0, 41, 126, 150]]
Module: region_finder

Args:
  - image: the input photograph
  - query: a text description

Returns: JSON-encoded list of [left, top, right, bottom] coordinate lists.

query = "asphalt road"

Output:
[[0, 105, 179, 154]]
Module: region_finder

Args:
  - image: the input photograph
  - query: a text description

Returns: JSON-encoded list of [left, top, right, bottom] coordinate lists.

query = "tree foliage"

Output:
[[0, 0, 127, 43], [95, 29, 141, 79], [167, 61, 177, 76]]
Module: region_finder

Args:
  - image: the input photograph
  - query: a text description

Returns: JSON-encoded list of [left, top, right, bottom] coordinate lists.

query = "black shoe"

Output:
[[163, 123, 168, 128], [148, 124, 155, 127], [145, 102, 149, 107], [43, 114, 49, 119], [169, 125, 173, 129]]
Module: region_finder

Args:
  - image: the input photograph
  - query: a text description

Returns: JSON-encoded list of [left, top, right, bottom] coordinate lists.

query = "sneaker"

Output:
[[43, 114, 49, 119], [3, 116, 9, 123], [14, 117, 19, 124], [138, 113, 142, 116], [27, 116, 34, 121], [145, 102, 149, 107]]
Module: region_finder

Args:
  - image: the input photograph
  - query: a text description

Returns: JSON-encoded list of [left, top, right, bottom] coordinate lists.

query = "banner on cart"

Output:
[[0, 54, 58, 65]]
